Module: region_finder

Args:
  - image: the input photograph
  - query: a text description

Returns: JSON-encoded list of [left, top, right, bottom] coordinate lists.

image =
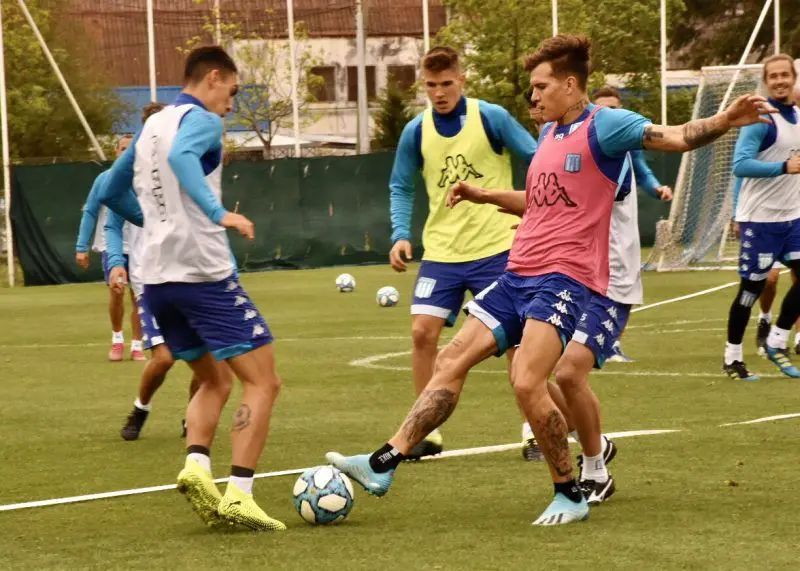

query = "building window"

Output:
[[347, 66, 377, 102], [387, 65, 417, 93], [309, 66, 336, 102]]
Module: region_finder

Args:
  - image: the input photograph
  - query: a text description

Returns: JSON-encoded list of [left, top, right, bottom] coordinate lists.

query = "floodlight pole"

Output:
[[0, 2, 14, 286], [15, 0, 106, 160], [286, 0, 302, 157], [214, 0, 222, 44], [355, 0, 370, 154], [774, 0, 780, 54], [147, 0, 157, 101], [422, 0, 430, 53], [660, 0, 667, 125], [551, 0, 558, 36]]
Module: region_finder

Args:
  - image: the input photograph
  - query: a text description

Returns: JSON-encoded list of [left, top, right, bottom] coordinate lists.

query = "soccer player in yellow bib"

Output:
[[389, 47, 537, 459]]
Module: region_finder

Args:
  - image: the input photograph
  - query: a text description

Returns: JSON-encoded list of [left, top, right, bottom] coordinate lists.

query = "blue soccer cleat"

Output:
[[607, 341, 634, 363], [325, 452, 395, 497], [765, 346, 800, 378], [532, 493, 590, 526]]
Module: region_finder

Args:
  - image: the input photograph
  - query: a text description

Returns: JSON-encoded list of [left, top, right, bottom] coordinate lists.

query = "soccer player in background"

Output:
[[388, 46, 537, 459], [75, 135, 144, 362], [328, 34, 771, 525], [592, 85, 673, 363], [106, 102, 234, 442], [100, 46, 285, 531], [724, 53, 800, 381]]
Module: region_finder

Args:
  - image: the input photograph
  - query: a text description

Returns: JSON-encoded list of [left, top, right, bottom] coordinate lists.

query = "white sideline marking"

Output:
[[631, 281, 740, 313], [719, 413, 800, 427], [0, 429, 678, 513]]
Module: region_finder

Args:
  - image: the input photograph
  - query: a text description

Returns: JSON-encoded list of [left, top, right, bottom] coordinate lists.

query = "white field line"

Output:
[[0, 428, 679, 513], [719, 413, 800, 427]]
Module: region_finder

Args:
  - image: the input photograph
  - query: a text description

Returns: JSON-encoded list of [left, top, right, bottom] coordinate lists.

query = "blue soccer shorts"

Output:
[[135, 295, 164, 351], [738, 219, 800, 281], [411, 251, 509, 326], [571, 293, 631, 369], [143, 275, 273, 362], [464, 271, 589, 356], [101, 252, 129, 285]]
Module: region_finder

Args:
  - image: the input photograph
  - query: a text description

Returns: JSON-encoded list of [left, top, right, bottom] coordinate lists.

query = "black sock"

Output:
[[554, 479, 583, 503], [231, 465, 255, 478], [187, 444, 210, 456], [368, 443, 404, 473]]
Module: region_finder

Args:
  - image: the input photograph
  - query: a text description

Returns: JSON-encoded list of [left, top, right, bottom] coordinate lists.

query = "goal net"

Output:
[[645, 65, 765, 271]]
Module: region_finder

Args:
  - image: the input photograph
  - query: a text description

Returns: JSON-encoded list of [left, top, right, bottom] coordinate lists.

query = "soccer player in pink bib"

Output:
[[327, 35, 774, 526]]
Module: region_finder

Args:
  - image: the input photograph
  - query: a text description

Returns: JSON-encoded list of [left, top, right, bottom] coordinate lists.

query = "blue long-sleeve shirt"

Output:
[[98, 92, 229, 226], [75, 170, 110, 252], [630, 150, 662, 198], [103, 209, 126, 270], [389, 97, 537, 243], [732, 97, 797, 178]]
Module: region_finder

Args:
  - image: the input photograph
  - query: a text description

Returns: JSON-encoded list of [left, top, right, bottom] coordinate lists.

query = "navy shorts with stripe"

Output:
[[135, 295, 165, 351], [738, 219, 800, 281], [571, 293, 631, 369]]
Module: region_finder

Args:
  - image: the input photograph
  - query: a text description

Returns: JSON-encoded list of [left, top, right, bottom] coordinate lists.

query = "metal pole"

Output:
[[774, 0, 780, 54], [286, 0, 301, 157], [214, 0, 222, 45], [660, 0, 667, 125], [15, 0, 106, 160], [0, 2, 14, 286], [717, 0, 773, 113], [422, 0, 430, 53], [551, 0, 558, 36], [355, 0, 370, 153], [146, 0, 157, 102]]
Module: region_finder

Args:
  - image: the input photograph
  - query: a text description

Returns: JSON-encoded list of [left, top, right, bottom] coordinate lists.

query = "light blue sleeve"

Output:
[[167, 110, 229, 224], [732, 122, 785, 178], [389, 115, 423, 243], [478, 101, 537, 163], [731, 177, 743, 218], [75, 172, 106, 252], [98, 131, 144, 226], [103, 209, 127, 269], [594, 108, 652, 157], [630, 150, 661, 198]]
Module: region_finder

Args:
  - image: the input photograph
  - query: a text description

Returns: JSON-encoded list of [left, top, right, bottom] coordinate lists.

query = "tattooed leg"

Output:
[[227, 344, 282, 469]]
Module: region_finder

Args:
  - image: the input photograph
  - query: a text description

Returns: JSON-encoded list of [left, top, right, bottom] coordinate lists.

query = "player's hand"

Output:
[[109, 266, 128, 294], [447, 181, 486, 208], [656, 186, 673, 201], [75, 252, 89, 269], [389, 240, 413, 272], [221, 212, 255, 240], [724, 94, 777, 127], [732, 221, 740, 239], [786, 155, 800, 174]]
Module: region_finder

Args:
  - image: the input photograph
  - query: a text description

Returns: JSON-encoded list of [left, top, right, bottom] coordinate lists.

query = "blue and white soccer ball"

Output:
[[292, 466, 355, 525], [376, 286, 400, 307], [335, 273, 356, 292]]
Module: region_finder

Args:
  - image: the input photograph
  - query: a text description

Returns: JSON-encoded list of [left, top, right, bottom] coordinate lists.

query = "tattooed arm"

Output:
[[642, 94, 777, 153]]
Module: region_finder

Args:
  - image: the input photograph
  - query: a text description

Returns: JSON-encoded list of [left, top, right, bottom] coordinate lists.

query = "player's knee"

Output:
[[512, 373, 547, 404], [150, 346, 175, 372], [766, 270, 781, 287], [553, 360, 583, 394], [411, 320, 440, 350]]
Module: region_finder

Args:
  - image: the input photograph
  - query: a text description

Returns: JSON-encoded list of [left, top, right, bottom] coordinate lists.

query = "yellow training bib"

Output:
[[420, 98, 516, 262]]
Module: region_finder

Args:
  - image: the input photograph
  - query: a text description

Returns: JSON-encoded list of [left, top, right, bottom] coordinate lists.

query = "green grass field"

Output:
[[0, 263, 798, 570]]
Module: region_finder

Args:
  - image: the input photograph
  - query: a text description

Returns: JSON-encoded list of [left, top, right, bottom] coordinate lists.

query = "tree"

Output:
[[371, 80, 414, 150], [437, 0, 691, 125], [180, 11, 324, 158], [2, 0, 125, 161]]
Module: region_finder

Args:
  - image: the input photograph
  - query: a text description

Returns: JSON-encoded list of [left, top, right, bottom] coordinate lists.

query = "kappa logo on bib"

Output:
[[437, 154, 484, 188]]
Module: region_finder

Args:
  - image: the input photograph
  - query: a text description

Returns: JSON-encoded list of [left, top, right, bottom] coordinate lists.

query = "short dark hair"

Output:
[[142, 102, 166, 122], [422, 46, 460, 73], [763, 53, 797, 82], [524, 34, 592, 90], [183, 46, 238, 85], [592, 85, 621, 102]]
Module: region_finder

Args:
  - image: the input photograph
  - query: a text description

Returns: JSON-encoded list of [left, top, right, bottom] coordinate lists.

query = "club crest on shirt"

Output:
[[530, 173, 577, 208], [438, 154, 484, 188], [564, 153, 582, 173]]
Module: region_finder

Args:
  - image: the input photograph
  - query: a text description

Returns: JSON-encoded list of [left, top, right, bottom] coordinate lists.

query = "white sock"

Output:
[[759, 311, 772, 323], [724, 342, 743, 365], [767, 326, 790, 350], [580, 452, 608, 483], [112, 330, 124, 344], [522, 422, 533, 440], [131, 339, 143, 352], [612, 340, 621, 350], [134, 398, 151, 412], [187, 452, 211, 473], [230, 475, 253, 495]]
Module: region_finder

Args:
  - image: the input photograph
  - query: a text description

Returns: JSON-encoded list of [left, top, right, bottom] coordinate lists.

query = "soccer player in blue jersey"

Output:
[[724, 53, 800, 380], [389, 46, 537, 459], [99, 46, 284, 531], [75, 135, 144, 362]]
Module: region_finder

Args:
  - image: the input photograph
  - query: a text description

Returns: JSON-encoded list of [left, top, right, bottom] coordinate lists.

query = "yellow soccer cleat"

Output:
[[176, 459, 224, 527], [217, 483, 287, 532]]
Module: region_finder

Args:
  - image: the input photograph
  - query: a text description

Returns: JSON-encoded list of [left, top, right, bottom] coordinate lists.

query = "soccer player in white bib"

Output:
[[99, 46, 285, 531], [75, 136, 144, 362], [724, 53, 800, 381]]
